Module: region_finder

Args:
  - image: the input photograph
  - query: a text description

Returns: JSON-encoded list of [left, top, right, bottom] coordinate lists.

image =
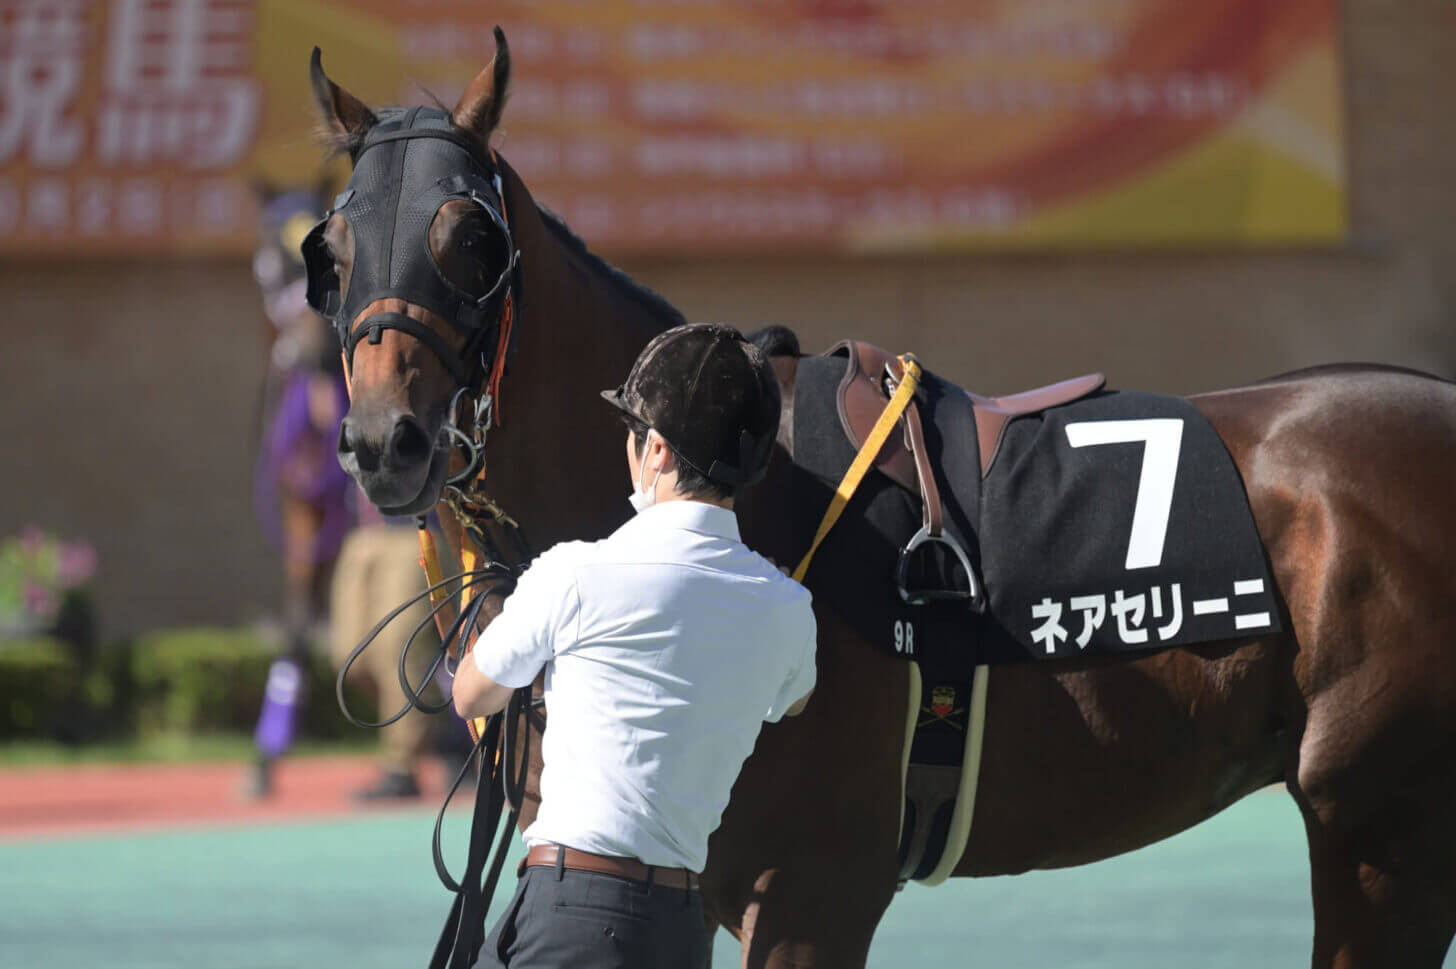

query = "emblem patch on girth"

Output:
[[921, 684, 965, 731]]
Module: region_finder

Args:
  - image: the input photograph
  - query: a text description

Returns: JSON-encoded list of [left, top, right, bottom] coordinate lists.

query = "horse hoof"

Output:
[[241, 760, 273, 800]]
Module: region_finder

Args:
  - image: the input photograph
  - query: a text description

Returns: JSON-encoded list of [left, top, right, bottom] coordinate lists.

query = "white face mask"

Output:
[[629, 430, 665, 514]]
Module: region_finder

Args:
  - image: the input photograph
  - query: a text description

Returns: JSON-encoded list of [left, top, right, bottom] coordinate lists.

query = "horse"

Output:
[[247, 181, 356, 796], [308, 34, 1456, 968]]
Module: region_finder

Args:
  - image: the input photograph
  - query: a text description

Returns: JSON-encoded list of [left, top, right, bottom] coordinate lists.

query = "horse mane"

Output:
[[534, 203, 687, 331], [746, 325, 801, 358]]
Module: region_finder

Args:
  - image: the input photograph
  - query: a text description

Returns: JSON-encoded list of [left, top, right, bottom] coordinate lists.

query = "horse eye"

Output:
[[463, 221, 491, 243]]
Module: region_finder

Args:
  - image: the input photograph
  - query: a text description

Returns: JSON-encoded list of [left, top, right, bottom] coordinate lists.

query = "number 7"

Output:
[[1064, 419, 1184, 570]]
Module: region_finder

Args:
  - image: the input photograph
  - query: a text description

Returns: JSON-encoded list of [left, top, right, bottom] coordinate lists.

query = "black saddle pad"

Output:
[[787, 354, 1280, 674]]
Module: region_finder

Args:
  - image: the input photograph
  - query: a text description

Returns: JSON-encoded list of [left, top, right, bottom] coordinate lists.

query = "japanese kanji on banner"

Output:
[[0, 0, 1347, 255]]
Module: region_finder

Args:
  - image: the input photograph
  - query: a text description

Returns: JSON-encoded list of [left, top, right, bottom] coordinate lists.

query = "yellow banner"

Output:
[[0, 0, 1347, 254]]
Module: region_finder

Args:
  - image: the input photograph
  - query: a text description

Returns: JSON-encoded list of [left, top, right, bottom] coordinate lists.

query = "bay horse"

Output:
[[309, 35, 1456, 968]]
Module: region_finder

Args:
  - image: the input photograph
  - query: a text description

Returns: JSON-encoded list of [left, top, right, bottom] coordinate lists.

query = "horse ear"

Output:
[[309, 47, 376, 153], [452, 26, 511, 144]]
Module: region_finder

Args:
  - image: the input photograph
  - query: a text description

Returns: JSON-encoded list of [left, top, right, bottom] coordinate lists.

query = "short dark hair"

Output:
[[623, 415, 733, 503]]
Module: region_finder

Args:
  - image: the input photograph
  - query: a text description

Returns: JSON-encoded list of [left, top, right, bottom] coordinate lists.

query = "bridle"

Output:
[[302, 105, 522, 444], [314, 107, 544, 969]]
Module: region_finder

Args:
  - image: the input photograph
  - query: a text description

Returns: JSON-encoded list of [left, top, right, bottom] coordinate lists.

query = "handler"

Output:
[[453, 323, 816, 969]]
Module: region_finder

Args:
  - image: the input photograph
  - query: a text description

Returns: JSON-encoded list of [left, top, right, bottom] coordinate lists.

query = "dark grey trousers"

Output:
[[473, 866, 711, 969]]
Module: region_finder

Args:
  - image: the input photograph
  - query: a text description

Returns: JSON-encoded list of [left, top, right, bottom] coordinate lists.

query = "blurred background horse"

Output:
[[246, 181, 353, 796]]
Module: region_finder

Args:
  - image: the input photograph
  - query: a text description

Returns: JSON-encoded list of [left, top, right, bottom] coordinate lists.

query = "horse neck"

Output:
[[477, 159, 683, 549]]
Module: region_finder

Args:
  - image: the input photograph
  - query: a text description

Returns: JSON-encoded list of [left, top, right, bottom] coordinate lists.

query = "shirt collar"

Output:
[[622, 500, 741, 542]]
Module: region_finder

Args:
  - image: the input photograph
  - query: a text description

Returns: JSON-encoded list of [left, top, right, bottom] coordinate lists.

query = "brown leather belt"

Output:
[[521, 844, 700, 892]]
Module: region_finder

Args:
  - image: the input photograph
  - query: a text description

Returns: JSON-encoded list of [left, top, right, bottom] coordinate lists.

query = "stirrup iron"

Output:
[[897, 525, 985, 610]]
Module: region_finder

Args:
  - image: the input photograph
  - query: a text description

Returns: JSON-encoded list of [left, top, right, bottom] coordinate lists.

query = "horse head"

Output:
[[305, 31, 516, 516]]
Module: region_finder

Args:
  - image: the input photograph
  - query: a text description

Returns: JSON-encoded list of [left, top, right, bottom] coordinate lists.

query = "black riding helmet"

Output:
[[600, 324, 780, 488]]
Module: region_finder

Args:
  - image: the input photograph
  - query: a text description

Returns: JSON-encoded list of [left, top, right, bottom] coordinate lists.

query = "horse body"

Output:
[[484, 172, 1456, 967], [311, 42, 1456, 967]]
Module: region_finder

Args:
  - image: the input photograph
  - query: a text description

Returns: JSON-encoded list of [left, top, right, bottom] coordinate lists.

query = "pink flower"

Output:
[[56, 541, 97, 587], [23, 582, 57, 620]]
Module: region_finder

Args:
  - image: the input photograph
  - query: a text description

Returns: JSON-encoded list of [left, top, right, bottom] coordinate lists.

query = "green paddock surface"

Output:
[[1, 789, 1450, 968]]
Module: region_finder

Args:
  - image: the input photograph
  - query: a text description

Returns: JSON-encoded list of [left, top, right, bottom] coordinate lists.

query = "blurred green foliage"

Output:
[[0, 628, 375, 746], [131, 628, 371, 739], [0, 637, 79, 739]]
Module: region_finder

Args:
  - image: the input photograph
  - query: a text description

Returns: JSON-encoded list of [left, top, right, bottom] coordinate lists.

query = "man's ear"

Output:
[[310, 47, 377, 154], [452, 26, 511, 145], [649, 434, 676, 475]]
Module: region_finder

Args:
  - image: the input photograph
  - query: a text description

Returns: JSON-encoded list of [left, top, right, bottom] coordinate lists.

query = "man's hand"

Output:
[[452, 652, 516, 719]]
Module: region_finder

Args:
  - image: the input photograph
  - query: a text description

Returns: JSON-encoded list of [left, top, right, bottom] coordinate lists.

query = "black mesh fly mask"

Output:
[[302, 106, 519, 394]]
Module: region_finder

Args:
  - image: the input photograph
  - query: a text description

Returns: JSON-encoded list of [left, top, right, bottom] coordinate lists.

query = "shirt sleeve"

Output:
[[471, 543, 583, 689], [765, 602, 817, 722]]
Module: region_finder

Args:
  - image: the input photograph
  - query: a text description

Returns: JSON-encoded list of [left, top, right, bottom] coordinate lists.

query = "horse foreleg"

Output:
[[734, 864, 896, 969], [706, 622, 907, 969]]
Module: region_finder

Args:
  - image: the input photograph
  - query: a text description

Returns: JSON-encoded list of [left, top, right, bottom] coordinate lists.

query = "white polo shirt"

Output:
[[471, 500, 816, 873]]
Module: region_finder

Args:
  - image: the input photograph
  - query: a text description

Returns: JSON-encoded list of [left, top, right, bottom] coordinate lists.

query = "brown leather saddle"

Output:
[[829, 339, 1105, 605]]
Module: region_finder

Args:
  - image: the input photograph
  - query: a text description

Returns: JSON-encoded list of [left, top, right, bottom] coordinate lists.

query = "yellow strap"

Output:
[[792, 354, 921, 583], [419, 522, 490, 743], [455, 538, 489, 741], [417, 525, 452, 615]]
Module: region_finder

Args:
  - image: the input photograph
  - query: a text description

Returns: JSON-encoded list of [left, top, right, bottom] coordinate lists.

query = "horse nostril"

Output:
[[338, 417, 380, 472], [390, 417, 432, 467]]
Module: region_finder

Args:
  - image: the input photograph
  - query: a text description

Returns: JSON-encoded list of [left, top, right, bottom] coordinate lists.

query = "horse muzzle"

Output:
[[337, 410, 448, 515]]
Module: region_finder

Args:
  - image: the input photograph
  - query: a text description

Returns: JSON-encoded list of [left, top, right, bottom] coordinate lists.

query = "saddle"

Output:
[[829, 339, 1104, 604], [813, 341, 1106, 885]]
